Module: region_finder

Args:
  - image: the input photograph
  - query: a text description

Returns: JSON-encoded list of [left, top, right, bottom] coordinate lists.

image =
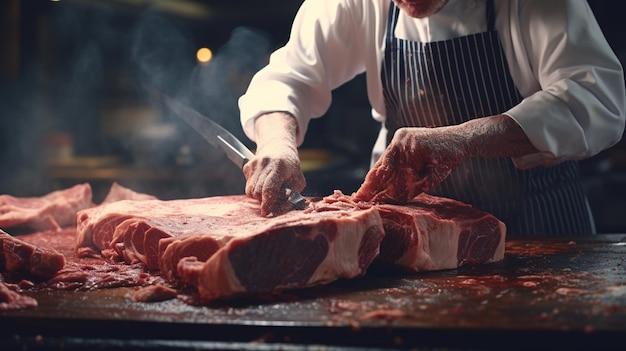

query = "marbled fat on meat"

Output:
[[183, 204, 384, 300], [376, 193, 506, 271]]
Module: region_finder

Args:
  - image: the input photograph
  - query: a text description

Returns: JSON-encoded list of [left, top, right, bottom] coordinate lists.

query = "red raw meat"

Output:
[[0, 182, 164, 310], [310, 192, 505, 271], [375, 193, 506, 271], [1, 276, 38, 311], [76, 194, 385, 300], [0, 183, 93, 232], [0, 229, 65, 280], [0, 179, 506, 307], [353, 154, 448, 204], [102, 182, 158, 204]]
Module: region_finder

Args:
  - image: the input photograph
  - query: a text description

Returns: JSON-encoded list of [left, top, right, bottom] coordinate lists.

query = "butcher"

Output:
[[238, 0, 626, 237]]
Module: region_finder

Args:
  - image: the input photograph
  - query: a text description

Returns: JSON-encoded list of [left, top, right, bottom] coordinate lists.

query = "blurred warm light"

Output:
[[196, 47, 213, 64]]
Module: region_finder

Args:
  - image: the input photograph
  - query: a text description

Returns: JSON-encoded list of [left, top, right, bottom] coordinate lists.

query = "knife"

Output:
[[148, 88, 307, 211]]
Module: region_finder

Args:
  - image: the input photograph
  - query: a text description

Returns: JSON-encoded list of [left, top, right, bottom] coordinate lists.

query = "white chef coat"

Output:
[[238, 0, 625, 169]]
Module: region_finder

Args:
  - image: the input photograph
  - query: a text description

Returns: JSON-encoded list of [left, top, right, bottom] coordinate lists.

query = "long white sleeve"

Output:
[[238, 0, 370, 146], [500, 0, 625, 168]]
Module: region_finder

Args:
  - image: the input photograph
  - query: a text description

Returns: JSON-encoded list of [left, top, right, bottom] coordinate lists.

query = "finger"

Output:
[[430, 164, 453, 189], [288, 172, 307, 193], [242, 161, 254, 180], [243, 164, 257, 198], [354, 173, 377, 201], [382, 146, 399, 167], [260, 168, 284, 216], [249, 166, 276, 205], [416, 164, 444, 195], [253, 168, 273, 201], [247, 168, 265, 201]]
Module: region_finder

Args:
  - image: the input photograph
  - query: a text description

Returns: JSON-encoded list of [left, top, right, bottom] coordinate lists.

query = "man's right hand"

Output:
[[243, 112, 306, 217]]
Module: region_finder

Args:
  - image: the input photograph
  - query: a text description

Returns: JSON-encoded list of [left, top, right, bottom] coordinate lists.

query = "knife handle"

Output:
[[283, 185, 307, 210]]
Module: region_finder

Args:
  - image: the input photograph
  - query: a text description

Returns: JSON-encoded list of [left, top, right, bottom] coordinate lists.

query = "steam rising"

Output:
[[0, 2, 272, 200], [128, 10, 272, 199]]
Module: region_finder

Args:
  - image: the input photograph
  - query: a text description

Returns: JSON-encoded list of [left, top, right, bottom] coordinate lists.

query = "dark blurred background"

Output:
[[0, 0, 624, 233]]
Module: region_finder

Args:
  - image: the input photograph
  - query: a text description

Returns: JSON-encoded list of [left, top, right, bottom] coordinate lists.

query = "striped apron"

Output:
[[381, 0, 595, 238]]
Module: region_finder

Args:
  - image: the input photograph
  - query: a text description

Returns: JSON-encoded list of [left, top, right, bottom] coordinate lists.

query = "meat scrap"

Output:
[[46, 260, 165, 291], [76, 194, 386, 301], [0, 229, 65, 281], [0, 277, 37, 311], [131, 284, 179, 302], [0, 183, 93, 232]]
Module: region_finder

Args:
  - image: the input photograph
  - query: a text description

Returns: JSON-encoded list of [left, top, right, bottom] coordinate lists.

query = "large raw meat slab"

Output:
[[375, 193, 506, 271], [0, 183, 93, 232], [76, 195, 385, 300]]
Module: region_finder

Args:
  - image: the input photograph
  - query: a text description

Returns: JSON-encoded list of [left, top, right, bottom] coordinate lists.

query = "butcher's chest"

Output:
[[2, 234, 626, 350]]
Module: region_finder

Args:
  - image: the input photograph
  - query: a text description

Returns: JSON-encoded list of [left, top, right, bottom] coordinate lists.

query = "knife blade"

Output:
[[149, 88, 307, 211]]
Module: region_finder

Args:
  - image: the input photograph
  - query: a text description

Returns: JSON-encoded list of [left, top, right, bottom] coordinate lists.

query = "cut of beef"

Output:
[[76, 194, 385, 300], [102, 182, 158, 204], [309, 192, 505, 271], [76, 196, 256, 270], [0, 229, 66, 280], [0, 183, 93, 232], [374, 193, 506, 271]]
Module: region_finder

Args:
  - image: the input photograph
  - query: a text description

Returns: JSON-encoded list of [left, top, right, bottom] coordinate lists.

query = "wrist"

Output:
[[254, 112, 299, 149], [456, 115, 538, 158]]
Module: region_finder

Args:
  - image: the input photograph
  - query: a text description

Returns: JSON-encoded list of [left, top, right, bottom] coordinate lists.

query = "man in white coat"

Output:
[[238, 0, 625, 237]]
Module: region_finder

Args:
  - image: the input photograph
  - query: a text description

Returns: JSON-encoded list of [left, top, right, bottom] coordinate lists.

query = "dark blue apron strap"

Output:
[[386, 2, 400, 43], [486, 0, 496, 31]]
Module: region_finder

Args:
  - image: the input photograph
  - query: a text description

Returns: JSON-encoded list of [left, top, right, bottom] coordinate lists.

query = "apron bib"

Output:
[[381, 0, 595, 237]]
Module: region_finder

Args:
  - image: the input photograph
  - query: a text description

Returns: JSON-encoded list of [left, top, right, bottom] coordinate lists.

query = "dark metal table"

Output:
[[2, 235, 625, 350]]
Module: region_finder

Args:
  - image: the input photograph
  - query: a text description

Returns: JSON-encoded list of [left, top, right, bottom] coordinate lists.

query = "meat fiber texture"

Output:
[[76, 194, 386, 300], [0, 229, 65, 281], [375, 193, 506, 272], [1, 274, 38, 311], [0, 183, 93, 232]]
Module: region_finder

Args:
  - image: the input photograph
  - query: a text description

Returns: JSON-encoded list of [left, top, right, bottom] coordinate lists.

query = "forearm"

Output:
[[253, 112, 299, 151], [451, 114, 540, 159]]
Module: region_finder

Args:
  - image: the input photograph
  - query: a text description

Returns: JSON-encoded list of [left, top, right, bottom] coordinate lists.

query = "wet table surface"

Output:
[[2, 234, 626, 350]]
